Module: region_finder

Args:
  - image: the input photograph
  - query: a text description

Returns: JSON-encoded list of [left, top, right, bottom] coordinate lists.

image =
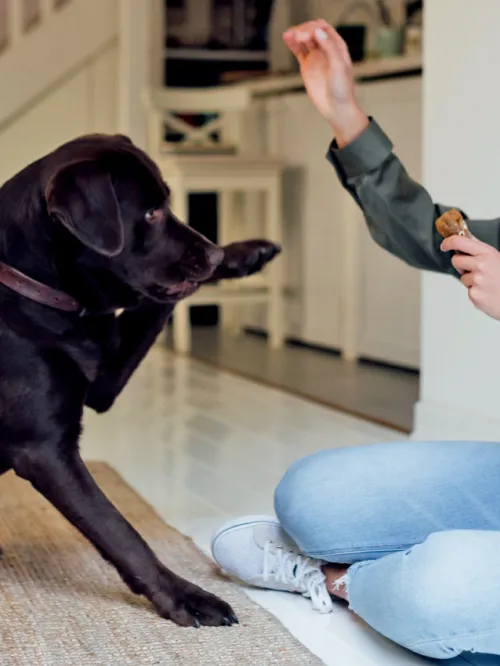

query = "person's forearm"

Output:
[[327, 118, 500, 274], [280, 19, 500, 273]]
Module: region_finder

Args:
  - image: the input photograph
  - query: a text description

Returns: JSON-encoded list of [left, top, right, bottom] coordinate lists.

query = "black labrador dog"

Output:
[[0, 133, 280, 628]]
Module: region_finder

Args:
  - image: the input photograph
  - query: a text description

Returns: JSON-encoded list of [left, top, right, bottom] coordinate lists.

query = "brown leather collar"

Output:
[[0, 262, 84, 314]]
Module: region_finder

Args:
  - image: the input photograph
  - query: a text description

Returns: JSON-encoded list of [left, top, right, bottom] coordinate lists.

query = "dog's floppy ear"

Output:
[[46, 159, 124, 257]]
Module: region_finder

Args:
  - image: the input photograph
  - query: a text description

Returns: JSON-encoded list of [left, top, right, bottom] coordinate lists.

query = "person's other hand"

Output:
[[441, 235, 500, 320], [282, 19, 369, 146]]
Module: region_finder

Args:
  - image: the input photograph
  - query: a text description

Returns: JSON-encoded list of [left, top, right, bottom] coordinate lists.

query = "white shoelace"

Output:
[[262, 541, 333, 613]]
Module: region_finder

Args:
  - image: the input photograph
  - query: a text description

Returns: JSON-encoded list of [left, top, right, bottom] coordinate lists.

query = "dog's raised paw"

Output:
[[213, 240, 281, 281]]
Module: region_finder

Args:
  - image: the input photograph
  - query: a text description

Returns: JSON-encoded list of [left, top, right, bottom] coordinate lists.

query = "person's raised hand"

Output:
[[283, 19, 369, 146], [441, 235, 500, 320]]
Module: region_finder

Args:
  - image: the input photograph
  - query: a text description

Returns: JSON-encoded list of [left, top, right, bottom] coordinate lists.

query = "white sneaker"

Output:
[[211, 515, 333, 613]]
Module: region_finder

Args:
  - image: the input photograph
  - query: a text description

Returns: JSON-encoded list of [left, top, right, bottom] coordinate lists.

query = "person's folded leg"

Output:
[[273, 441, 500, 661], [274, 441, 500, 562], [345, 529, 500, 660]]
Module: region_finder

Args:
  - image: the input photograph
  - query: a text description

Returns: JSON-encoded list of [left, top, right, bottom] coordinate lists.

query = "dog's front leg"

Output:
[[85, 240, 281, 413], [85, 301, 174, 413], [12, 445, 237, 627]]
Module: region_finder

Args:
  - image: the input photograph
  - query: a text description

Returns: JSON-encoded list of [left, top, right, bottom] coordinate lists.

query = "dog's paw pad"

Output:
[[221, 240, 281, 278]]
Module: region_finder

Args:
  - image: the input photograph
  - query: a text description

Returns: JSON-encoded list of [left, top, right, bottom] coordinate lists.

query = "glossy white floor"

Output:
[[81, 345, 431, 666]]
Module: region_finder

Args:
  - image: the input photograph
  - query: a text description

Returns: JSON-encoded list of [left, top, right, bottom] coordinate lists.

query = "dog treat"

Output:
[[435, 208, 474, 240]]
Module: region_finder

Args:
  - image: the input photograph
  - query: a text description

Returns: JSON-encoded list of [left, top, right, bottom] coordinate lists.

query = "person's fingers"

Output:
[[285, 20, 334, 50], [313, 20, 352, 64], [283, 31, 304, 55], [283, 31, 308, 61], [296, 48, 307, 65], [284, 19, 350, 67], [314, 27, 341, 65], [451, 253, 479, 274], [295, 31, 316, 53], [461, 271, 476, 289], [468, 285, 483, 309], [285, 20, 327, 39], [461, 269, 485, 290], [283, 21, 314, 51], [331, 28, 353, 67], [291, 36, 309, 61], [441, 234, 491, 256], [290, 19, 352, 66], [300, 23, 336, 54]]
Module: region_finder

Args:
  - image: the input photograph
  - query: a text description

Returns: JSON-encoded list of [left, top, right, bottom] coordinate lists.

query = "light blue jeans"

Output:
[[274, 442, 500, 665]]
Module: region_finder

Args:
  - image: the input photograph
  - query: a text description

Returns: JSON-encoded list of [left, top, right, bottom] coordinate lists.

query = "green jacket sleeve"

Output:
[[327, 119, 500, 276]]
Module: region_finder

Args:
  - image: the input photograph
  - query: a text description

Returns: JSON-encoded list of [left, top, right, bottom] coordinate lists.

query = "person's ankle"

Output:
[[322, 564, 349, 601]]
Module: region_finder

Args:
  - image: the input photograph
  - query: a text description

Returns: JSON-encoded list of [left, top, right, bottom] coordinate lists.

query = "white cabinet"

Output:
[[355, 77, 422, 369], [241, 92, 348, 350], [240, 75, 422, 370], [273, 92, 347, 350]]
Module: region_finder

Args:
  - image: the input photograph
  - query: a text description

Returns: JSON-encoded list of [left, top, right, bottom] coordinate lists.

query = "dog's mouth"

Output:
[[166, 280, 199, 297], [148, 281, 200, 302]]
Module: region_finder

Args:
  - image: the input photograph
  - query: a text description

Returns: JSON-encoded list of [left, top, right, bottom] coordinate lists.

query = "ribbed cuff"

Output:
[[327, 118, 393, 179]]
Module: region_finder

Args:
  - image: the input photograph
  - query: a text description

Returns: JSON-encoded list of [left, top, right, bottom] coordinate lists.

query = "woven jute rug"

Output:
[[0, 463, 322, 666]]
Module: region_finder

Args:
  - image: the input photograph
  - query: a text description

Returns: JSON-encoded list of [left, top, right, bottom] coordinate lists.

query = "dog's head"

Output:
[[43, 134, 223, 303]]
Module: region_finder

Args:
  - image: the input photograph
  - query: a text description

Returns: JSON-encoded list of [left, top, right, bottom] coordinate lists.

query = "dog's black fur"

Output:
[[0, 133, 280, 627]]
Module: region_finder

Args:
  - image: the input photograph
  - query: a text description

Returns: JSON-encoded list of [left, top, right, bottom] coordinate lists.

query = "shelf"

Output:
[[165, 47, 268, 62], [227, 52, 423, 98]]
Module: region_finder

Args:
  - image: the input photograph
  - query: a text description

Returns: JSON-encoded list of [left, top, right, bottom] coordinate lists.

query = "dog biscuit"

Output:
[[435, 208, 474, 240]]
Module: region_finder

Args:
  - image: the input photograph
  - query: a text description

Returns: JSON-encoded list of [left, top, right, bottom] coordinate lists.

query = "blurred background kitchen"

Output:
[[162, 0, 423, 433]]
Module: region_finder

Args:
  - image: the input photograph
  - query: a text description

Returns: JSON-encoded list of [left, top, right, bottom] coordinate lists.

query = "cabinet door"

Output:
[[277, 92, 346, 349], [355, 77, 422, 369], [242, 92, 346, 350]]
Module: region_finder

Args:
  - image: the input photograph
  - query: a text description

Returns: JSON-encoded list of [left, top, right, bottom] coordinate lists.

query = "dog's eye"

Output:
[[145, 208, 161, 223]]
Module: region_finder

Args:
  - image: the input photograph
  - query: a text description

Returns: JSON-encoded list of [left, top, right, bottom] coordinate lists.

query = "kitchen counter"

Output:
[[226, 52, 422, 98]]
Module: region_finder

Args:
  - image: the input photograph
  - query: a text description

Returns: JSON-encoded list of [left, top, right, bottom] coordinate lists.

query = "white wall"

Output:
[[0, 0, 118, 132], [413, 0, 500, 441], [0, 44, 118, 185], [118, 0, 164, 150], [0, 0, 162, 182]]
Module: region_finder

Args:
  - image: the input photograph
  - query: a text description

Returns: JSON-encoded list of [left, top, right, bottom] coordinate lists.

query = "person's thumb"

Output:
[[314, 28, 337, 63]]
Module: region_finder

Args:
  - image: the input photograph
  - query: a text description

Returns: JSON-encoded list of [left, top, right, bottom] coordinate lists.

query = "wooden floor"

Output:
[[82, 347, 429, 666], [167, 327, 419, 433]]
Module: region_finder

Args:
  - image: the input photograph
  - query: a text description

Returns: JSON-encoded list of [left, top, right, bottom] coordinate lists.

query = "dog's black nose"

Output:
[[181, 242, 224, 280]]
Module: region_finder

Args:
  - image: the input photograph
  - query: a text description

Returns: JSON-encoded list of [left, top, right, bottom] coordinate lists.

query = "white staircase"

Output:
[[0, 0, 118, 131], [0, 0, 162, 184]]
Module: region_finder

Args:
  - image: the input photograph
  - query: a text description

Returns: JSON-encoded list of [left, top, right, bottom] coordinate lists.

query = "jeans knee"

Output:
[[274, 449, 349, 554], [275, 452, 319, 548]]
